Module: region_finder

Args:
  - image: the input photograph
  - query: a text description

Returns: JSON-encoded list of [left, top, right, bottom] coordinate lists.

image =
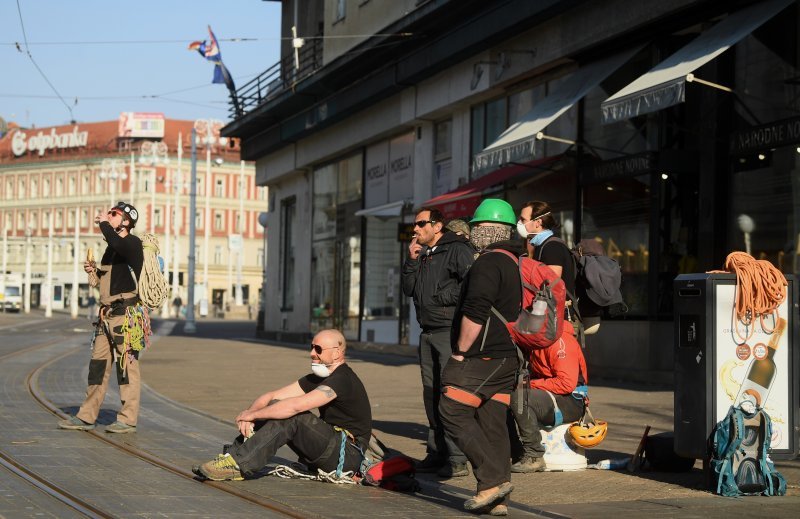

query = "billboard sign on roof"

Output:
[[118, 112, 165, 138]]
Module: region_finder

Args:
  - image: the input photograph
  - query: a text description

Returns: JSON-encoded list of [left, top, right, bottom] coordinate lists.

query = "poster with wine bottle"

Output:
[[714, 284, 791, 450]]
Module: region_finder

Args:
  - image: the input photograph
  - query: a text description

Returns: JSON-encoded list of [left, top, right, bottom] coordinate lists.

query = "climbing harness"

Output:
[[267, 427, 363, 485], [710, 251, 787, 344]]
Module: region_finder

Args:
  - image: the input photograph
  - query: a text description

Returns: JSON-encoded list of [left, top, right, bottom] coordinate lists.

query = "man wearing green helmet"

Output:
[[439, 198, 522, 516]]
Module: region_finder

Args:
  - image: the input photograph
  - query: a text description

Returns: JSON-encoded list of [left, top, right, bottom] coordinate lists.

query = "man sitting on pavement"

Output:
[[510, 325, 588, 472], [193, 329, 372, 481]]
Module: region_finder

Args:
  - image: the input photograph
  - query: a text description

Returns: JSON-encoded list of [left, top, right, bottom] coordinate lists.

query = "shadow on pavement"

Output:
[[372, 419, 427, 443]]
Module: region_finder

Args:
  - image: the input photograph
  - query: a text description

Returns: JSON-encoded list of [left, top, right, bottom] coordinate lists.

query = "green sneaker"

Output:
[[105, 421, 137, 434], [58, 415, 95, 430], [197, 453, 244, 481]]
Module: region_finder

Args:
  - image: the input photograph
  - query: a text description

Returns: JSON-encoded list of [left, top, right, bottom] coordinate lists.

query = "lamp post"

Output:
[[185, 128, 198, 334], [45, 211, 53, 318], [23, 227, 32, 314], [172, 133, 184, 315], [71, 206, 79, 319], [138, 141, 169, 234], [235, 160, 245, 306], [193, 119, 226, 315], [100, 158, 127, 208], [1, 227, 7, 313], [257, 212, 268, 332]]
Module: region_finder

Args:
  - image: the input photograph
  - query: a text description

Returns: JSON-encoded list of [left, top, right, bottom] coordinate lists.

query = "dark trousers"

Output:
[[227, 412, 363, 478], [439, 355, 518, 491], [510, 388, 584, 458], [419, 330, 466, 464]]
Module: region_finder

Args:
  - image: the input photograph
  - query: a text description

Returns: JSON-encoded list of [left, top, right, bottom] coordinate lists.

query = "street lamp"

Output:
[[99, 158, 127, 208], [138, 141, 170, 234], [23, 227, 31, 314], [193, 118, 226, 315]]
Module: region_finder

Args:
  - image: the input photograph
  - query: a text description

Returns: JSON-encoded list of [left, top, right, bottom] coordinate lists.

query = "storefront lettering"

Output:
[[389, 155, 412, 172], [11, 126, 89, 157], [591, 153, 653, 181], [366, 164, 387, 180], [731, 117, 800, 154]]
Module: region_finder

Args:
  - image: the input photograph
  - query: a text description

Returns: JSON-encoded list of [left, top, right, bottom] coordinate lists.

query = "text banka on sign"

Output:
[[11, 126, 89, 157]]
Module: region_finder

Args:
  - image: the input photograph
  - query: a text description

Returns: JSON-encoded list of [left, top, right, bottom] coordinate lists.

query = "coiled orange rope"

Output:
[[711, 251, 787, 343]]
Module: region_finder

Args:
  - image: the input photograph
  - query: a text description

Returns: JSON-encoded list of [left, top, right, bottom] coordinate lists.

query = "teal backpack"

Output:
[[708, 405, 786, 497]]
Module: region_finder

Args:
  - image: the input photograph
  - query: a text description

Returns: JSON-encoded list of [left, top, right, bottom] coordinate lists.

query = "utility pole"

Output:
[[71, 207, 79, 319], [185, 128, 198, 334], [172, 133, 182, 314], [45, 211, 53, 318]]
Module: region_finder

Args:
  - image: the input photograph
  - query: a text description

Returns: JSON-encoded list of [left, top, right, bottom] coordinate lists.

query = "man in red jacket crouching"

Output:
[[510, 326, 588, 473]]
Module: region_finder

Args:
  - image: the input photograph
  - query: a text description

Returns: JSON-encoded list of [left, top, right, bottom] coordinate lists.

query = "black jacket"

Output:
[[401, 230, 475, 331], [451, 240, 524, 358], [99, 222, 144, 297]]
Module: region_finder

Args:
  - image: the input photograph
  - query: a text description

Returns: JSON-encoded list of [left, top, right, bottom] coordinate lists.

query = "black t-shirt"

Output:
[[98, 222, 144, 296], [297, 363, 372, 445], [535, 237, 576, 298]]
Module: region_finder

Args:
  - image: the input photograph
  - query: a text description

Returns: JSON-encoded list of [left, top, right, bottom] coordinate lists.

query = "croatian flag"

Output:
[[189, 26, 236, 93]]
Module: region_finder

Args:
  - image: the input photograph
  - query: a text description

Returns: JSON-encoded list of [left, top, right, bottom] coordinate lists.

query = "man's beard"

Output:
[[470, 225, 512, 251]]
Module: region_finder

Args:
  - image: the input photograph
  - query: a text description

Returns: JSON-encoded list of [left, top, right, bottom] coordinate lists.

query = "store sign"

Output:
[[397, 223, 415, 242], [587, 152, 654, 183], [364, 141, 389, 209], [388, 132, 414, 201], [11, 126, 89, 157], [730, 116, 800, 155], [118, 112, 165, 138]]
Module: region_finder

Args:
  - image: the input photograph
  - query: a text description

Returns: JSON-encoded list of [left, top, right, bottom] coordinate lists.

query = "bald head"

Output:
[[313, 329, 347, 355]]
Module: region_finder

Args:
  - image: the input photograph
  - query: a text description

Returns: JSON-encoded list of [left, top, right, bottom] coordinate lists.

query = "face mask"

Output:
[[516, 221, 529, 238], [529, 229, 554, 247], [311, 362, 331, 378]]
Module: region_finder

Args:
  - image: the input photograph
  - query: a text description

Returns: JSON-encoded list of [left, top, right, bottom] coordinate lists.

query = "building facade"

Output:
[[0, 115, 266, 317], [226, 0, 800, 382]]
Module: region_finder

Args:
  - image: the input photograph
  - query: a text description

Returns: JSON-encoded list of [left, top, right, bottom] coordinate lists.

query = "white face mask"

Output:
[[311, 362, 332, 378], [516, 221, 529, 238]]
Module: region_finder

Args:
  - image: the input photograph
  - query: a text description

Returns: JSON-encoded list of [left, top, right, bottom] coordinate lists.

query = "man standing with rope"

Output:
[[193, 329, 372, 481], [59, 201, 148, 434]]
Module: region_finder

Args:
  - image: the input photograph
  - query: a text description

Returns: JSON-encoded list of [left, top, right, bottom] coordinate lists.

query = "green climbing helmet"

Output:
[[470, 198, 516, 226]]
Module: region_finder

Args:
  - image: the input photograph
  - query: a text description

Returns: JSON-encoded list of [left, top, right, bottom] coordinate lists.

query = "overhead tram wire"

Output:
[[14, 0, 75, 123], [0, 33, 414, 47]]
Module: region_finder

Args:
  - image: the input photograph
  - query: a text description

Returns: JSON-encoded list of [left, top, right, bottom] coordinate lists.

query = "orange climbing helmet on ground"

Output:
[[569, 407, 607, 448]]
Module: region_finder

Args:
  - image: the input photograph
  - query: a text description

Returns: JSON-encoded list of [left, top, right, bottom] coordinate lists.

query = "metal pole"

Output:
[[162, 160, 172, 317], [203, 137, 211, 309], [1, 228, 7, 313], [71, 207, 79, 319], [172, 133, 182, 312], [130, 152, 136, 208], [185, 128, 198, 334], [150, 168, 156, 234], [45, 211, 53, 318], [235, 160, 244, 306], [23, 228, 31, 314]]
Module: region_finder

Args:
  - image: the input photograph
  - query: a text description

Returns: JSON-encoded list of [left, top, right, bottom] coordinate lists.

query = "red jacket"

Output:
[[528, 328, 588, 395]]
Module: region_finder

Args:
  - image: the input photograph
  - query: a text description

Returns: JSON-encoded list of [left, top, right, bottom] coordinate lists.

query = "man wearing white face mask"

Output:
[[193, 329, 372, 481]]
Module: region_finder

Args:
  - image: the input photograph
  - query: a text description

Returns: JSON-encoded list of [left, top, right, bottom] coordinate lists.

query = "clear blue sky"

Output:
[[0, 0, 282, 128]]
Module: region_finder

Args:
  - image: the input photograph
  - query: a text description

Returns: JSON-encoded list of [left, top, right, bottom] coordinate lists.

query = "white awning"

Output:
[[601, 0, 792, 124], [354, 200, 405, 217], [473, 47, 641, 175]]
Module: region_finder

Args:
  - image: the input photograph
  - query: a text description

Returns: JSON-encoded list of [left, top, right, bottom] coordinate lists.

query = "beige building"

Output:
[[0, 115, 266, 317]]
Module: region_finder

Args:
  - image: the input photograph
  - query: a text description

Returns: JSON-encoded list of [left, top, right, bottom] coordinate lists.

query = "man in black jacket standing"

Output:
[[440, 199, 521, 515], [402, 207, 474, 477]]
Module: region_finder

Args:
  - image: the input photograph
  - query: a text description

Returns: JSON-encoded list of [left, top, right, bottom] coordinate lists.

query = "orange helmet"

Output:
[[569, 408, 607, 448]]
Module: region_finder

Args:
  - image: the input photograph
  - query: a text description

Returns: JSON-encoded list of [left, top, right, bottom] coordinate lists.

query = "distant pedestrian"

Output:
[[172, 295, 183, 318], [87, 294, 97, 321], [402, 207, 474, 478]]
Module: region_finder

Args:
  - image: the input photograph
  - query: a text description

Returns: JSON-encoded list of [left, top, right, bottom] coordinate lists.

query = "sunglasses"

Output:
[[311, 343, 337, 354], [414, 220, 437, 228], [108, 209, 123, 217]]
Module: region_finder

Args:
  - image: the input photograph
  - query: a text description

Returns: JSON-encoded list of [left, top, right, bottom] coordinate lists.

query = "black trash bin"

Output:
[[673, 273, 798, 460]]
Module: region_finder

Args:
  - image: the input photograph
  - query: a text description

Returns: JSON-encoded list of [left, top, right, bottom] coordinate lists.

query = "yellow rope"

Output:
[[138, 233, 170, 309]]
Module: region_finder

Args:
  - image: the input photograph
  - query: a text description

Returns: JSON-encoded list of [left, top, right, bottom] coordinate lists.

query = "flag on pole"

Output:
[[188, 25, 236, 94]]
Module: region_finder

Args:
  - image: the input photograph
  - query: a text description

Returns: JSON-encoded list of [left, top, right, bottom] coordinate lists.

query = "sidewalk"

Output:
[[115, 318, 800, 515]]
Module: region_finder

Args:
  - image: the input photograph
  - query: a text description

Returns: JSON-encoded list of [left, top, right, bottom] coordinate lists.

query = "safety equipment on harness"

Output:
[[442, 385, 511, 407], [134, 233, 170, 309], [470, 198, 516, 226], [569, 407, 607, 448]]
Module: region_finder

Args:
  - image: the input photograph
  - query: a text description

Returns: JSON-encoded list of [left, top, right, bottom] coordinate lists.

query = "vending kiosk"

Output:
[[673, 273, 798, 460]]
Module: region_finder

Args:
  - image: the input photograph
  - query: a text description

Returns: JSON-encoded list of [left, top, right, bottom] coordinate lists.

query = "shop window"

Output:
[[362, 217, 400, 320], [280, 197, 296, 310], [583, 174, 651, 317]]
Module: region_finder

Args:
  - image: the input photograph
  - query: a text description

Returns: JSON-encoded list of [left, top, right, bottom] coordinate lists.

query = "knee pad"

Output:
[[88, 359, 107, 385]]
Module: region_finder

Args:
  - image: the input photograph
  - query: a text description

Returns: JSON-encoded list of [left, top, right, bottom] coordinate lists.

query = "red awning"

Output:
[[424, 155, 563, 219]]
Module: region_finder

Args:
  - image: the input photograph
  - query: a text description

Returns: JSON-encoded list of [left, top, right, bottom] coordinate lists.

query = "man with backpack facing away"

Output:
[[439, 199, 521, 516], [402, 207, 474, 478]]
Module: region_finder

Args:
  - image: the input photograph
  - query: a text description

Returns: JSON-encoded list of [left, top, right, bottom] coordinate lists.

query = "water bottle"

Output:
[[518, 298, 547, 333], [593, 457, 630, 470], [532, 299, 547, 316]]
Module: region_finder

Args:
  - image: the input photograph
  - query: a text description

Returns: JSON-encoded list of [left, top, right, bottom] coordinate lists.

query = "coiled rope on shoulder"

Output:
[[138, 233, 170, 309], [711, 251, 787, 343]]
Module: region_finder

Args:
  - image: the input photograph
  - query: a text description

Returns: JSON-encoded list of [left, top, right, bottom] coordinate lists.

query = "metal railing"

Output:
[[230, 37, 324, 119]]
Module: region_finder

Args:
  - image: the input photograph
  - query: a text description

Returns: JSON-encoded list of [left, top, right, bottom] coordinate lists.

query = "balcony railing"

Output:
[[230, 37, 324, 119]]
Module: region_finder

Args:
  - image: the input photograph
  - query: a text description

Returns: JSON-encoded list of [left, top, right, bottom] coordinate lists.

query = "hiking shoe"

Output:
[[197, 453, 244, 481], [58, 415, 95, 431], [437, 461, 469, 478], [511, 456, 546, 473], [415, 455, 445, 473], [105, 421, 137, 434], [464, 481, 514, 510]]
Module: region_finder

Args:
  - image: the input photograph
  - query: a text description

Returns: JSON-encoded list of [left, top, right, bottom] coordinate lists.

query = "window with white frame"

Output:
[[55, 210, 63, 228], [67, 210, 75, 229], [81, 209, 89, 227], [6, 179, 13, 199], [81, 174, 90, 194], [68, 176, 76, 196], [334, 0, 346, 22], [43, 177, 50, 197], [18, 179, 26, 198], [56, 178, 64, 196], [214, 245, 222, 264], [195, 210, 203, 229], [214, 211, 223, 231], [31, 178, 38, 198], [154, 208, 163, 227], [215, 178, 224, 197]]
